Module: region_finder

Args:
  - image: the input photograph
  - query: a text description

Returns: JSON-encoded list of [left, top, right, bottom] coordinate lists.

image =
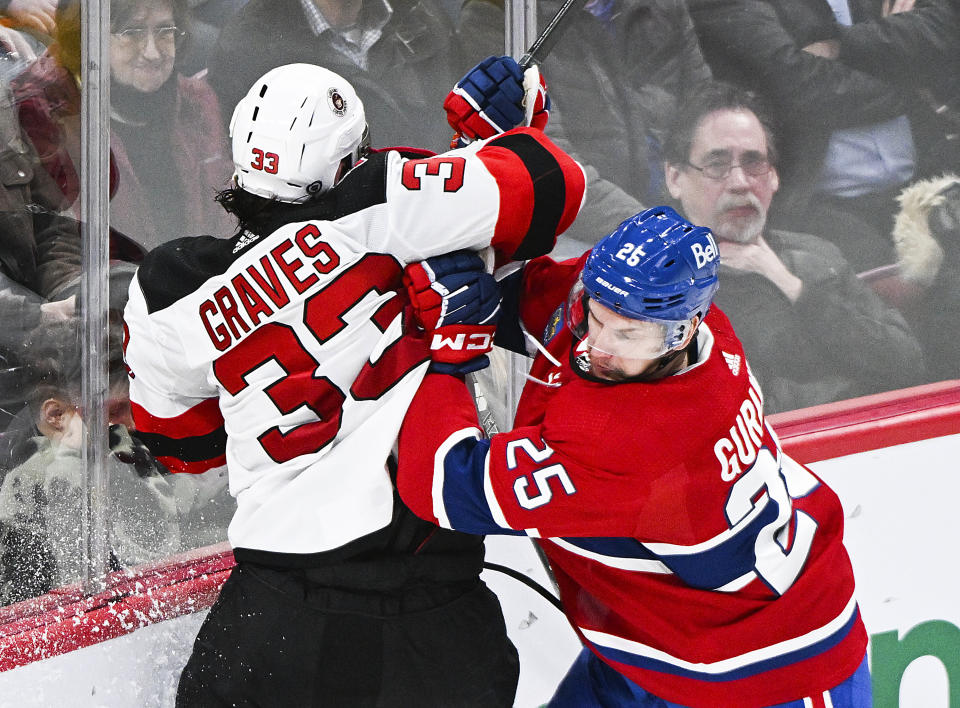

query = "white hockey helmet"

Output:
[[229, 63, 368, 202]]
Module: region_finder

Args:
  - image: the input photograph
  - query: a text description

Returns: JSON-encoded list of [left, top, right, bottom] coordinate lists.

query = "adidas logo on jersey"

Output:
[[233, 231, 261, 253], [722, 351, 742, 376]]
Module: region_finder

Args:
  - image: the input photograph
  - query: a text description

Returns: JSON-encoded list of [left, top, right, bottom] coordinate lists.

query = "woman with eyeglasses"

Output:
[[107, 0, 234, 249], [12, 0, 234, 251]]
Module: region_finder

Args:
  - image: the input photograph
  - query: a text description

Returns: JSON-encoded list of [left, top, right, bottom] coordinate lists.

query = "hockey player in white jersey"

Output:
[[122, 61, 584, 706]]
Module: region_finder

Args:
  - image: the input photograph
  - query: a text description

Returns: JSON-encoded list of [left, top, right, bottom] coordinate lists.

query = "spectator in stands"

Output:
[[663, 81, 925, 413], [685, 0, 936, 270], [205, 0, 464, 151], [0, 320, 180, 607], [0, 77, 79, 430], [458, 0, 713, 256], [12, 0, 234, 251], [823, 0, 960, 180]]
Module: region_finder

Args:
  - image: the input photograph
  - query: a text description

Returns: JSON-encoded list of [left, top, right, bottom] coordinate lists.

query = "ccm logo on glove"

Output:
[[431, 330, 494, 352], [428, 324, 496, 365]]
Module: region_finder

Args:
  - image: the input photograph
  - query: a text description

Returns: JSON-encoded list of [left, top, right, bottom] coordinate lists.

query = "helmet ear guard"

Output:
[[229, 63, 369, 203]]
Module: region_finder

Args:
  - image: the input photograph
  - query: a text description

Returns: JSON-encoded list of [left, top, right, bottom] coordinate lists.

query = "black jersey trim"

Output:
[[138, 235, 243, 314], [492, 267, 528, 355], [486, 132, 567, 260], [136, 426, 227, 462], [138, 153, 393, 314], [327, 150, 390, 218]]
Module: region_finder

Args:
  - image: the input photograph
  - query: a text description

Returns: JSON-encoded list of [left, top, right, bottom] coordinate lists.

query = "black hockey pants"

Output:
[[175, 562, 519, 707]]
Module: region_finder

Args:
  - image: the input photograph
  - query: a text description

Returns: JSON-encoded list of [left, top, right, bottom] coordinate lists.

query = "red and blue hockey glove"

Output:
[[403, 251, 500, 376], [444, 56, 550, 147]]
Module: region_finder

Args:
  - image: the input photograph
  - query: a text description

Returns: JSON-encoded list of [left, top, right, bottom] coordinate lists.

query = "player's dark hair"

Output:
[[215, 186, 278, 236], [216, 185, 339, 236], [663, 81, 780, 168]]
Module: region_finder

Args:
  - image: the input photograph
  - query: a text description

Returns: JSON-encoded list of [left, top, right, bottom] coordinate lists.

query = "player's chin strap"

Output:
[[571, 334, 698, 385], [633, 338, 697, 382]]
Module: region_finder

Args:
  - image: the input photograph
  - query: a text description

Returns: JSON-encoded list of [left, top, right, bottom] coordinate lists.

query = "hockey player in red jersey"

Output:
[[396, 205, 871, 707], [122, 60, 583, 707]]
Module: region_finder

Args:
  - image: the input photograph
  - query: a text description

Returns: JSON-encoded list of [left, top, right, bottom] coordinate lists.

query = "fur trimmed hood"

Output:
[[893, 173, 960, 287]]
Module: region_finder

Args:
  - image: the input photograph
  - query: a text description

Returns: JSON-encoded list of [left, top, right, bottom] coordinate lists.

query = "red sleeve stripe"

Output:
[[479, 129, 585, 260], [156, 453, 227, 476], [131, 398, 224, 439]]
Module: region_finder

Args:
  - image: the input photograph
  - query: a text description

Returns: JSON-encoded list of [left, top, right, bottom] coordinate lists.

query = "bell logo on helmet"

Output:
[[574, 206, 720, 326], [328, 88, 347, 117], [691, 240, 718, 269]]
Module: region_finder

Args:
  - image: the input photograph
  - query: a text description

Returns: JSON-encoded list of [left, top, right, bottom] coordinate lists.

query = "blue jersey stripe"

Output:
[[656, 497, 781, 589], [558, 537, 661, 561], [440, 436, 524, 536]]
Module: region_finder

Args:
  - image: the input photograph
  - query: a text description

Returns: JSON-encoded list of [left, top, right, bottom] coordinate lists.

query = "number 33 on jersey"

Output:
[[122, 127, 585, 559]]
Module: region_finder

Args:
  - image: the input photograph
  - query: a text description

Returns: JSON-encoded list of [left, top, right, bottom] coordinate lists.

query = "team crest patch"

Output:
[[328, 88, 348, 116], [722, 351, 742, 376], [543, 305, 564, 344]]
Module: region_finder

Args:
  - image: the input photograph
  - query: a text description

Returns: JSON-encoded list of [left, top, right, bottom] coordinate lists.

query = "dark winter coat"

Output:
[[0, 80, 81, 394], [0, 78, 77, 299], [836, 0, 960, 174], [206, 0, 464, 152], [714, 228, 925, 413]]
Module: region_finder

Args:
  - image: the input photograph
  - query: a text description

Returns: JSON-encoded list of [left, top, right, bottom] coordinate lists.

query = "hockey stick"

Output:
[[449, 0, 587, 147], [462, 2, 589, 609], [517, 0, 589, 70]]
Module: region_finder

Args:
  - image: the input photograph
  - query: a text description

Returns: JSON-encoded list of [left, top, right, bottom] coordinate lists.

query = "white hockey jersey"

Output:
[[123, 129, 585, 564]]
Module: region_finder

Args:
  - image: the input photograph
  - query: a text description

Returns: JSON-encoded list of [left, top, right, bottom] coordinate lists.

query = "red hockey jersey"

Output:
[[123, 129, 584, 564], [397, 254, 867, 707]]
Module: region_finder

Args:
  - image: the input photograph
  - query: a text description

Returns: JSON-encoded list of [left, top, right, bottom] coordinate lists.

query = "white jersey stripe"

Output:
[[433, 428, 482, 529], [483, 451, 513, 531], [579, 594, 858, 675], [549, 537, 673, 574]]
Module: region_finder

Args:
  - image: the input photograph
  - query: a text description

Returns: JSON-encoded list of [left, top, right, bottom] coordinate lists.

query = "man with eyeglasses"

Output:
[[663, 81, 924, 413]]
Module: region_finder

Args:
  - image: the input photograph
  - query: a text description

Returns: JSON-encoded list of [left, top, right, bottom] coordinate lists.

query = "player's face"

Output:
[[665, 109, 780, 244], [585, 302, 672, 381], [110, 3, 177, 94]]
